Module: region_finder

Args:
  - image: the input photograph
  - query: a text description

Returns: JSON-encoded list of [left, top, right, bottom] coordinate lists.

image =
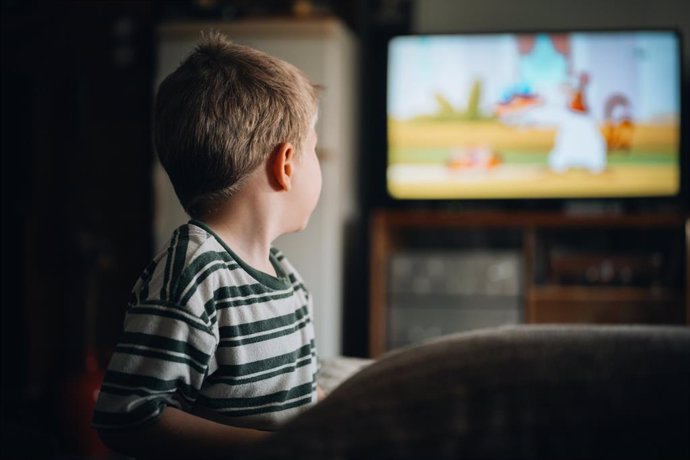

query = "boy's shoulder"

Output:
[[132, 221, 302, 311], [162, 220, 236, 275], [131, 221, 240, 309]]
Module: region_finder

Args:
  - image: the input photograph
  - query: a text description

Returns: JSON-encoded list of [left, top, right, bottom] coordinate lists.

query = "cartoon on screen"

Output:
[[387, 32, 680, 199]]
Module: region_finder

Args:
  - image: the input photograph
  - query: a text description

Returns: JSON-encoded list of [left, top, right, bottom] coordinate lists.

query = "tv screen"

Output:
[[387, 30, 682, 200]]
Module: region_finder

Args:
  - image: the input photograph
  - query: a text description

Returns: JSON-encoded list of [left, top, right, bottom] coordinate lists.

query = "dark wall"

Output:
[[1, 1, 155, 456]]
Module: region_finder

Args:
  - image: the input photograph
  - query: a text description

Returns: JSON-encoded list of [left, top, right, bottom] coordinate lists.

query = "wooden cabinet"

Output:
[[369, 209, 688, 357]]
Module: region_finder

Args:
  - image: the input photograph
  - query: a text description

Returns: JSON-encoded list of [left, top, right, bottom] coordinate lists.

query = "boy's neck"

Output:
[[206, 216, 276, 276], [203, 179, 282, 277]]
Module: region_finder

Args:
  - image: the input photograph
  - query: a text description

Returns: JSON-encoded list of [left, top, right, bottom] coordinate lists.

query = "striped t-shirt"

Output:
[[92, 220, 319, 431]]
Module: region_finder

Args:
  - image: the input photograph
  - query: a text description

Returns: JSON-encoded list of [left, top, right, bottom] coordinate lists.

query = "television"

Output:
[[386, 30, 683, 202]]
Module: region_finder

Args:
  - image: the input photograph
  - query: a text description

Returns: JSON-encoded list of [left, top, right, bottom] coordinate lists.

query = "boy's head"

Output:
[[154, 31, 319, 219]]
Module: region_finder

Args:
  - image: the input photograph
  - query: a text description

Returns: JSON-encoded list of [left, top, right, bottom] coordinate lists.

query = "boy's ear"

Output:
[[271, 142, 295, 191]]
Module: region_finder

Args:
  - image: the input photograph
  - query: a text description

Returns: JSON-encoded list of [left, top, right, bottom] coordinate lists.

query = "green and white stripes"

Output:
[[93, 221, 318, 432]]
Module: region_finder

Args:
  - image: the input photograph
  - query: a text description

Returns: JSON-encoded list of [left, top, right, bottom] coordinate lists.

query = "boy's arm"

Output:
[[98, 405, 270, 460], [317, 384, 327, 401]]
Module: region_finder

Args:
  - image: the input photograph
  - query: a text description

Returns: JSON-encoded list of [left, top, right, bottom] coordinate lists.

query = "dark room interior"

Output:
[[2, 1, 689, 459]]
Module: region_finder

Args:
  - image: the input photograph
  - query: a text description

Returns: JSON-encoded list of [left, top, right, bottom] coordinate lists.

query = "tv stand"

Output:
[[369, 209, 689, 357]]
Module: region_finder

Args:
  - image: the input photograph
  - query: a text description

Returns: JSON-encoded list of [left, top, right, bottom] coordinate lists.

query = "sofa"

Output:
[[244, 325, 690, 460]]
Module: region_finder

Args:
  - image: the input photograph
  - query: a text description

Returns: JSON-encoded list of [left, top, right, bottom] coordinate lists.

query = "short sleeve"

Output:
[[92, 301, 218, 430]]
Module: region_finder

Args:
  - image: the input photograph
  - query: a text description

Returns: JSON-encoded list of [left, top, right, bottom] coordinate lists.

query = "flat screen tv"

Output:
[[386, 30, 683, 201]]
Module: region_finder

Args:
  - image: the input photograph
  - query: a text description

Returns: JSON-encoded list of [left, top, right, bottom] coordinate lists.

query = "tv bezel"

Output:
[[378, 27, 687, 213]]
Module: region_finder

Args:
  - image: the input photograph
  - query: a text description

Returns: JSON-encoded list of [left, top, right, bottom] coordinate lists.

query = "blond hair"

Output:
[[153, 31, 319, 218]]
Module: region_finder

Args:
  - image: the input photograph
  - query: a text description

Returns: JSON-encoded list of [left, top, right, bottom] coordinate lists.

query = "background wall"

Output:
[[1, 2, 156, 458]]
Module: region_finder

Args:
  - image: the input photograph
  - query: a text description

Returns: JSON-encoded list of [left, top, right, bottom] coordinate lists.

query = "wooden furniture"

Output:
[[369, 209, 688, 357]]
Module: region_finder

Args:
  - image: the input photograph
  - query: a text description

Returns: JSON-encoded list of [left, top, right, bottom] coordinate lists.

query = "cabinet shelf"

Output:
[[369, 209, 689, 357], [527, 285, 682, 303]]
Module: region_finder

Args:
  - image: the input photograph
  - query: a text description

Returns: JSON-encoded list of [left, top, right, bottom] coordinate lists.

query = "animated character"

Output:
[[497, 72, 607, 173], [603, 94, 634, 153], [548, 72, 607, 173]]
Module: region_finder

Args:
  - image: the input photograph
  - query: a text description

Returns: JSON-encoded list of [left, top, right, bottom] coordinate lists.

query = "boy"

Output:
[[92, 31, 324, 459]]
